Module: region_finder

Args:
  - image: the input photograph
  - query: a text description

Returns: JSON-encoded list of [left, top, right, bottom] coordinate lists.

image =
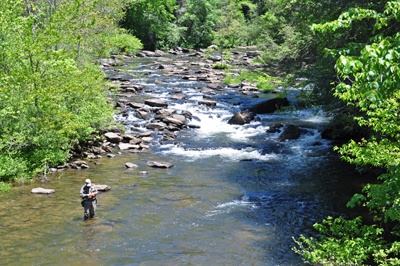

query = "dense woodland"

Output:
[[1, 0, 400, 264]]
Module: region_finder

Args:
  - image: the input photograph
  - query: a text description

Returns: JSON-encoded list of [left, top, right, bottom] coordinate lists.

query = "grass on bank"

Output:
[[223, 69, 280, 93]]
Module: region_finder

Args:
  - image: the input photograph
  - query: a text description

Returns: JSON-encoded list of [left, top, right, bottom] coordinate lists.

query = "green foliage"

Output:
[[0, 0, 117, 182], [293, 216, 400, 266], [0, 182, 10, 193], [256, 74, 275, 92], [294, 2, 400, 264], [223, 69, 277, 92], [212, 63, 230, 69], [121, 0, 177, 50], [312, 2, 400, 221], [105, 33, 143, 55], [178, 0, 220, 48]]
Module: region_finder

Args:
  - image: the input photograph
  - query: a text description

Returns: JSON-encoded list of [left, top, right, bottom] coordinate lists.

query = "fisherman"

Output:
[[80, 179, 98, 220]]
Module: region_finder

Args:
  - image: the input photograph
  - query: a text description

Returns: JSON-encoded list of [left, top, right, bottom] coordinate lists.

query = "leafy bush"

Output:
[[293, 216, 400, 266], [106, 33, 143, 55], [0, 182, 10, 193], [256, 74, 275, 92], [223, 69, 277, 92], [0, 0, 116, 182], [212, 63, 230, 69]]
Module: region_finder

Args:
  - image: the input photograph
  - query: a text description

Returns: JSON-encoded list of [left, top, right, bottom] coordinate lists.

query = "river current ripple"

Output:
[[0, 53, 361, 265]]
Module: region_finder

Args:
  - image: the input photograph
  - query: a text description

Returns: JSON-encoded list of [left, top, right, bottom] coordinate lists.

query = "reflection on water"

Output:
[[0, 55, 363, 265]]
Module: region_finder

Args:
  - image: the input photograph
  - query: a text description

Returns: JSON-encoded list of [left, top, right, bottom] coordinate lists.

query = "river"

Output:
[[0, 51, 363, 265]]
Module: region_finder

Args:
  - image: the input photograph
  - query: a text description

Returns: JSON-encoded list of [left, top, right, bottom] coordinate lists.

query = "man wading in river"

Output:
[[80, 179, 98, 220]]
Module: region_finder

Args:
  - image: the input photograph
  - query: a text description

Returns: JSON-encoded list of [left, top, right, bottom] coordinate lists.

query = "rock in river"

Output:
[[278, 124, 302, 142], [125, 162, 139, 168], [249, 98, 289, 114], [228, 111, 254, 125], [31, 188, 55, 194], [95, 185, 111, 191], [146, 161, 173, 168], [199, 100, 217, 107], [145, 99, 168, 108], [104, 132, 123, 143]]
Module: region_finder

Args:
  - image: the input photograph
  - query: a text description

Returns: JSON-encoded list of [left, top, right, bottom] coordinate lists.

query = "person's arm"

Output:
[[92, 185, 98, 196], [80, 185, 87, 198]]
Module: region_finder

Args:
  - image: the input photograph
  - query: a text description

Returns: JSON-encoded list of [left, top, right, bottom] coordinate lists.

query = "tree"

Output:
[[0, 0, 132, 183], [121, 0, 177, 50], [294, 2, 400, 265], [177, 0, 221, 48]]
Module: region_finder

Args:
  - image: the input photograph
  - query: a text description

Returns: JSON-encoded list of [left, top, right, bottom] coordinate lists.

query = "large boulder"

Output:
[[228, 111, 254, 125], [278, 124, 302, 142], [145, 99, 168, 108], [249, 98, 289, 114], [104, 132, 123, 143]]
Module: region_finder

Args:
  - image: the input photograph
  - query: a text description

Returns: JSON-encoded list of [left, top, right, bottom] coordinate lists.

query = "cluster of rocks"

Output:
[[227, 98, 305, 142]]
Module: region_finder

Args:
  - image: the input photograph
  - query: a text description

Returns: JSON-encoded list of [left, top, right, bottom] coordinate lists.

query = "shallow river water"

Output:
[[0, 53, 363, 265]]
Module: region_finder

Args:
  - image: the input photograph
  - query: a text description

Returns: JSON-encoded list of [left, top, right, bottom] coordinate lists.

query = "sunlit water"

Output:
[[0, 54, 362, 265]]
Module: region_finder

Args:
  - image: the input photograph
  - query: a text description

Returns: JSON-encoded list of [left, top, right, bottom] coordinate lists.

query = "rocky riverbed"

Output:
[[55, 46, 311, 173], [1, 46, 370, 266]]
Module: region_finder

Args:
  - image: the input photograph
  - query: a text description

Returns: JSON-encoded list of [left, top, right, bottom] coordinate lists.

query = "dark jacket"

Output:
[[80, 184, 98, 200]]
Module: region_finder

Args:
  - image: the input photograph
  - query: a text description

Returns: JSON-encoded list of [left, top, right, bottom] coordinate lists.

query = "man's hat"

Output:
[[85, 179, 91, 186]]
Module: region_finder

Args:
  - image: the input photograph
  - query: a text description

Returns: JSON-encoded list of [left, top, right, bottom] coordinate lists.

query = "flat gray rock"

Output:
[[146, 161, 173, 168], [145, 99, 168, 107], [199, 100, 217, 106], [104, 132, 123, 143], [31, 188, 55, 194], [95, 185, 111, 191], [118, 143, 140, 150], [170, 94, 186, 100], [125, 162, 139, 168]]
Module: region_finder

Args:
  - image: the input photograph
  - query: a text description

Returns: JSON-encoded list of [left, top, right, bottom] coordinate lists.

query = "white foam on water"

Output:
[[205, 199, 258, 217], [159, 145, 279, 162], [228, 123, 267, 141]]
